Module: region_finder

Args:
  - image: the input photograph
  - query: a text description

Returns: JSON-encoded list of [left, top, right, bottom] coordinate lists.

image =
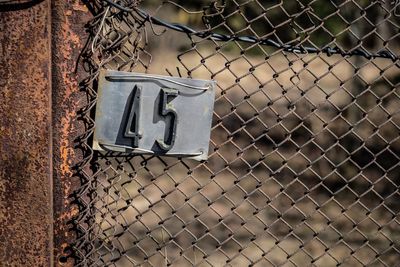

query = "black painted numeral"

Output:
[[125, 85, 142, 147], [156, 88, 178, 151]]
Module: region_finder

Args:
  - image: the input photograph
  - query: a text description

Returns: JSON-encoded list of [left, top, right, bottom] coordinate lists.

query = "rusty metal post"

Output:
[[51, 1, 89, 266], [0, 1, 53, 266], [0, 1, 89, 265]]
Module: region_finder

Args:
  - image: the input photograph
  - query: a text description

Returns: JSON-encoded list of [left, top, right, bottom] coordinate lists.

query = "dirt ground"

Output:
[[93, 34, 400, 266]]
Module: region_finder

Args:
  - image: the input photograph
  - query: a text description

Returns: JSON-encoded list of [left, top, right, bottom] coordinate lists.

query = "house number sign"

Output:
[[93, 69, 216, 161]]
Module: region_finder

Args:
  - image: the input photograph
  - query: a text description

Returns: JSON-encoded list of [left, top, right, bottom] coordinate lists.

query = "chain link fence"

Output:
[[73, 0, 400, 266]]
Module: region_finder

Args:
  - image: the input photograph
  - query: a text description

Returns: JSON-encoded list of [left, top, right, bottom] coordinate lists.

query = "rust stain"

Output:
[[0, 1, 90, 265], [56, 3, 82, 208], [73, 1, 89, 12], [60, 114, 74, 177], [52, 1, 90, 266], [0, 0, 52, 266], [55, 2, 82, 208], [57, 205, 79, 223]]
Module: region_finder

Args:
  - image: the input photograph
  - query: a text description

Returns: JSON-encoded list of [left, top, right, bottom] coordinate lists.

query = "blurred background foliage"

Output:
[[141, 0, 400, 55]]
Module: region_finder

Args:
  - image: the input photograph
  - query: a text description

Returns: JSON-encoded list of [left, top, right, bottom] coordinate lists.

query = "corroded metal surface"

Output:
[[51, 1, 89, 266], [0, 0, 45, 12], [0, 1, 52, 266]]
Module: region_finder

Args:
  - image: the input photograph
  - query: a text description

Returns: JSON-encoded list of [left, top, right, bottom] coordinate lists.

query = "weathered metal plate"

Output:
[[93, 69, 216, 161]]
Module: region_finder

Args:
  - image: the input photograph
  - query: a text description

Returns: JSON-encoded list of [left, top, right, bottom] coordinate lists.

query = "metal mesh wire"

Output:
[[74, 0, 400, 266]]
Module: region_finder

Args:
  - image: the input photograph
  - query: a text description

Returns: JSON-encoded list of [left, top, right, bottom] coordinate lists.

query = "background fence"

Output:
[[74, 0, 400, 266]]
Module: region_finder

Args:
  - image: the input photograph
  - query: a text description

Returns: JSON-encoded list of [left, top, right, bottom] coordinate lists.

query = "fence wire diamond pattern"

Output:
[[73, 0, 400, 266]]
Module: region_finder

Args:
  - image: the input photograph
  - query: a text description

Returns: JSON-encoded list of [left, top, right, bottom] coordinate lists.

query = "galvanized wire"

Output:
[[73, 0, 400, 266]]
